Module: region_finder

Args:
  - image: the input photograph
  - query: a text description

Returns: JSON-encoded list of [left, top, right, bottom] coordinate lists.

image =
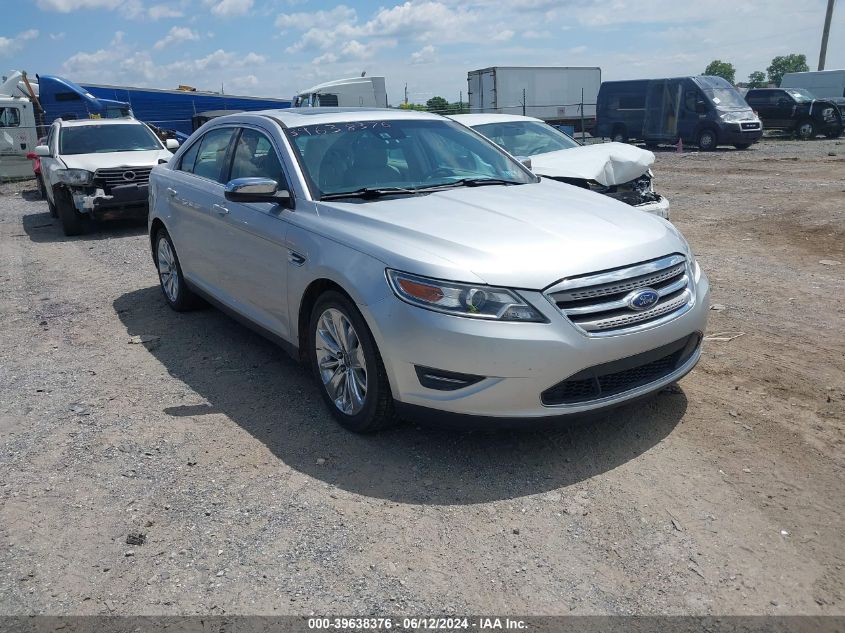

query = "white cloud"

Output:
[[204, 0, 253, 17], [35, 0, 121, 10], [410, 44, 436, 65], [0, 29, 39, 57], [148, 4, 183, 19], [276, 5, 355, 31], [49, 32, 66, 40], [154, 26, 200, 49]]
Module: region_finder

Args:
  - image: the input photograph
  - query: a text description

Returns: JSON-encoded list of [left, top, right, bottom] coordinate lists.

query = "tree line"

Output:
[[704, 54, 810, 88]]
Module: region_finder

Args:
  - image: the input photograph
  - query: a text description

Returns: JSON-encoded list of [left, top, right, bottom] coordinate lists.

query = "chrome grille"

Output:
[[93, 166, 153, 188], [547, 254, 694, 336]]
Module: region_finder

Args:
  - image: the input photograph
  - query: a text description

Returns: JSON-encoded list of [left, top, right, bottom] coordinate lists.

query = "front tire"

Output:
[[697, 128, 717, 151], [55, 188, 86, 236], [796, 119, 816, 140], [154, 228, 200, 311], [309, 291, 396, 433]]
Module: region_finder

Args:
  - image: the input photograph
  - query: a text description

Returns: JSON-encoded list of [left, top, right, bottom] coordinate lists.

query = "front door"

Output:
[[209, 126, 292, 339]]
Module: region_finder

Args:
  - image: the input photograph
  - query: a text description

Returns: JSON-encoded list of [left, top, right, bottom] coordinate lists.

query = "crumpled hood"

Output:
[[314, 179, 686, 290], [528, 142, 655, 186], [60, 149, 170, 172]]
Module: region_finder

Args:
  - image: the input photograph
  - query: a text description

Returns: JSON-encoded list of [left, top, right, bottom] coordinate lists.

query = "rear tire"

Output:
[[55, 188, 86, 236], [154, 228, 201, 311], [309, 290, 397, 433], [796, 119, 816, 140], [733, 143, 751, 150], [824, 125, 842, 139], [697, 128, 717, 151]]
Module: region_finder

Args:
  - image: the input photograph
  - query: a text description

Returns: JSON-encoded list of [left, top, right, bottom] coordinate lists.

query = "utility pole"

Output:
[[522, 88, 526, 116], [404, 83, 408, 105], [818, 0, 835, 70]]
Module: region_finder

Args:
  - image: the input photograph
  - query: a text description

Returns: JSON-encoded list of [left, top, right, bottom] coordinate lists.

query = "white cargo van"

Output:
[[0, 94, 39, 180]]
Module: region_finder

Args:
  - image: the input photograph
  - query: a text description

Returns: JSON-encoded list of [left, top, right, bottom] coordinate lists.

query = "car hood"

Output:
[[528, 143, 654, 186], [314, 179, 687, 290], [60, 149, 170, 172]]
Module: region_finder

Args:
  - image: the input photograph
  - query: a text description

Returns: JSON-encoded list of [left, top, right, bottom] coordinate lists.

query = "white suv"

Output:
[[36, 118, 178, 235]]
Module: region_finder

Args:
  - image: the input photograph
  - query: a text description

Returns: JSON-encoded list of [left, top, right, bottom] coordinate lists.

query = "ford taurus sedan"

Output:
[[148, 108, 709, 432]]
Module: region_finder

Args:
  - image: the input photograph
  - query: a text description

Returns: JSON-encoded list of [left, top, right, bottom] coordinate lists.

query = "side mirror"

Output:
[[165, 138, 180, 150], [224, 177, 292, 206], [695, 102, 709, 114], [516, 156, 533, 170], [35, 144, 50, 157]]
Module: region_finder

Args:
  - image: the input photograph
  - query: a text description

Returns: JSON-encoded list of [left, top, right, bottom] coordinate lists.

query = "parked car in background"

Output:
[[148, 108, 708, 433], [744, 88, 842, 139], [36, 118, 178, 235], [595, 76, 763, 150], [26, 139, 47, 198], [451, 113, 670, 218]]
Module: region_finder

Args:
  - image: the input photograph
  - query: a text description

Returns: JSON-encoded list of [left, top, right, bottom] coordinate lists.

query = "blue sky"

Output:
[[2, 0, 843, 105]]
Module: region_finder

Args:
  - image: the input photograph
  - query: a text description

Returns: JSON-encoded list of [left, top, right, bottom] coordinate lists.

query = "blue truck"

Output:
[[35, 74, 291, 138]]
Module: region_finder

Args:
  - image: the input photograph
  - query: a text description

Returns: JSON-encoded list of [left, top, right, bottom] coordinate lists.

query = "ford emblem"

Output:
[[627, 288, 659, 311]]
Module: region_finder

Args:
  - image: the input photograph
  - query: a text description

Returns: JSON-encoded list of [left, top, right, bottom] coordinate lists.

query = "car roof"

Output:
[[58, 117, 145, 127], [211, 107, 445, 127], [448, 113, 544, 126]]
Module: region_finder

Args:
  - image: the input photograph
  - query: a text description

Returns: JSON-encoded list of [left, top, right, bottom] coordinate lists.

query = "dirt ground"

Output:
[[0, 138, 843, 617]]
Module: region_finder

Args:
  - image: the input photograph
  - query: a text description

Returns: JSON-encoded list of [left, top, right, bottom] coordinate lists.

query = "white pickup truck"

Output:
[[36, 117, 178, 235]]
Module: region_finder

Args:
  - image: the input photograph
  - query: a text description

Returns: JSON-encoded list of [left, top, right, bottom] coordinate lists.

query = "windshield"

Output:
[[697, 76, 749, 110], [285, 119, 535, 199], [472, 121, 580, 157], [785, 88, 815, 102], [59, 124, 162, 155]]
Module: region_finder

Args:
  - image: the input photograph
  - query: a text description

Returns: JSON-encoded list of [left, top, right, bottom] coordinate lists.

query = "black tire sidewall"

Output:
[[698, 129, 717, 151], [154, 229, 191, 311], [308, 291, 390, 433], [55, 188, 85, 235], [796, 119, 816, 140]]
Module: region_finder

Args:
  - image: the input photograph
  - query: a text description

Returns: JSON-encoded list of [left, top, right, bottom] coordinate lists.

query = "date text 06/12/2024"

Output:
[[307, 617, 528, 630]]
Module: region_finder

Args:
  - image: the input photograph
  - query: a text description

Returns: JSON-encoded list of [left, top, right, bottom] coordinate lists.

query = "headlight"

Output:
[[56, 169, 93, 186], [386, 270, 546, 322]]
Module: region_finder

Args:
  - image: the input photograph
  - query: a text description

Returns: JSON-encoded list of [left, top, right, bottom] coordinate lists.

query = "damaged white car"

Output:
[[450, 114, 670, 219], [36, 118, 178, 236]]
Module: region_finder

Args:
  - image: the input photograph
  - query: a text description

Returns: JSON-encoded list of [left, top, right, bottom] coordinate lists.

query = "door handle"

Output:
[[213, 204, 229, 216], [166, 187, 178, 197], [288, 251, 306, 266]]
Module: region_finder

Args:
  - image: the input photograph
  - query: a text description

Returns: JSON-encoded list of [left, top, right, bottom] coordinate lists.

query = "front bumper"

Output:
[[633, 195, 670, 219], [71, 183, 149, 219], [719, 123, 763, 144], [363, 268, 710, 421]]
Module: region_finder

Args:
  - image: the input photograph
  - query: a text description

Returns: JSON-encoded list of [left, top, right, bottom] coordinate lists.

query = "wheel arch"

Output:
[[149, 217, 167, 260], [296, 278, 356, 362]]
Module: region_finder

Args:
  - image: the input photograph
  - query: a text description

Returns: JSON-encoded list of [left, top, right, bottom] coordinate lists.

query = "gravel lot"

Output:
[[0, 138, 843, 617]]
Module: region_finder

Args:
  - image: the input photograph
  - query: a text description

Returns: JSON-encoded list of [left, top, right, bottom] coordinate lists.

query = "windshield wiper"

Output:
[[415, 177, 525, 191], [320, 187, 421, 201]]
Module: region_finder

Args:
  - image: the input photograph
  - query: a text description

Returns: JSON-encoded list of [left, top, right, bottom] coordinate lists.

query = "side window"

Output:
[[229, 128, 285, 184], [745, 92, 762, 106], [772, 91, 789, 105], [186, 127, 236, 183], [177, 140, 201, 174], [0, 107, 21, 127]]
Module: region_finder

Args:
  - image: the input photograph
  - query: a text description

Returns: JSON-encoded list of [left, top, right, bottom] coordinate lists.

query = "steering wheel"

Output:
[[424, 167, 456, 181]]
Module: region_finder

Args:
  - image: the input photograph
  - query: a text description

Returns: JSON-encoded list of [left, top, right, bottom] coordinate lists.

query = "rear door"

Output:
[[643, 79, 682, 141]]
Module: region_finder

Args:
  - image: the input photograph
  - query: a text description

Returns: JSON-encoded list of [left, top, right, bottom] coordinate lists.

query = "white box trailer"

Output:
[[467, 66, 601, 128], [781, 70, 845, 103]]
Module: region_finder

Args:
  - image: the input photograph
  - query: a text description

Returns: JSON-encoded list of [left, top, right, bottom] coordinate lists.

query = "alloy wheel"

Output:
[[314, 308, 368, 415], [157, 237, 179, 303]]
